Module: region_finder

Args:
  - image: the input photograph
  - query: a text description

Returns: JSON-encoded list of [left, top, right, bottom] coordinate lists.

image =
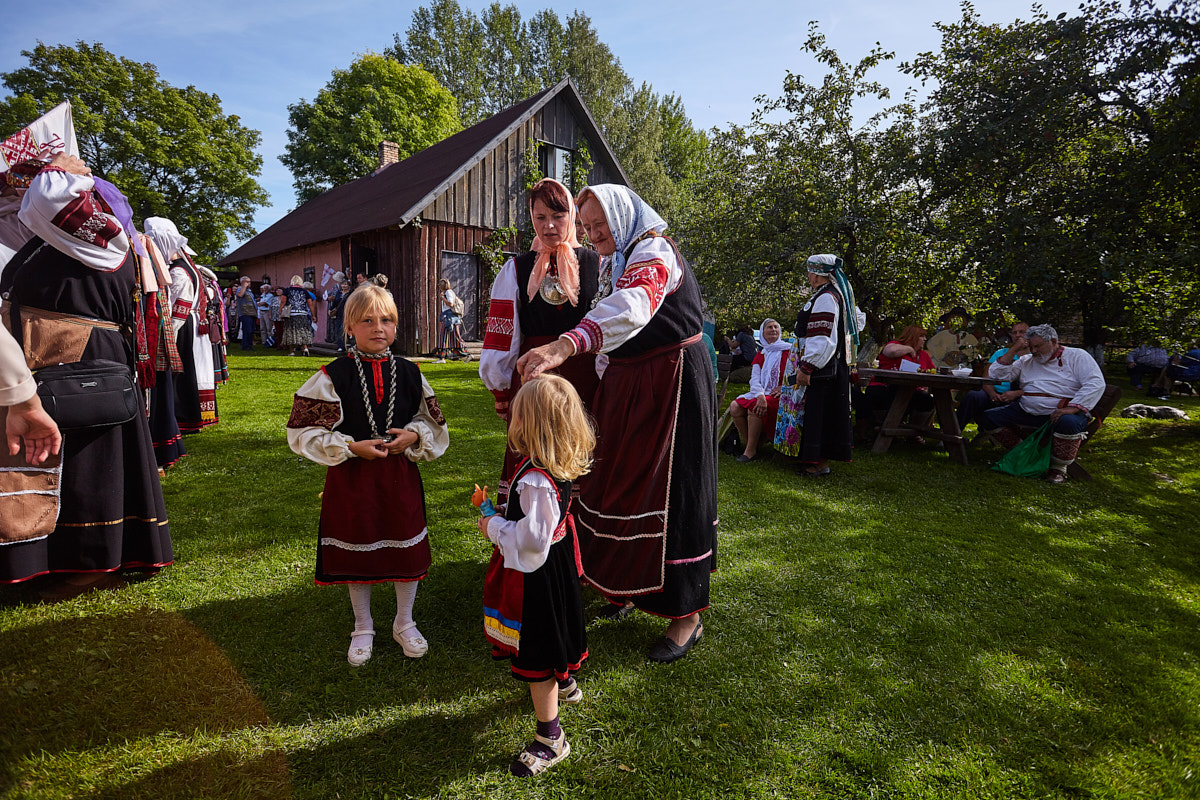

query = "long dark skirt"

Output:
[[577, 338, 718, 619], [148, 370, 187, 468], [799, 361, 853, 464], [0, 329, 172, 583], [485, 532, 588, 682]]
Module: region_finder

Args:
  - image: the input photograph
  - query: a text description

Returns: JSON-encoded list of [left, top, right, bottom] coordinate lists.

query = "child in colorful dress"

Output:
[[478, 374, 594, 777], [288, 284, 449, 666]]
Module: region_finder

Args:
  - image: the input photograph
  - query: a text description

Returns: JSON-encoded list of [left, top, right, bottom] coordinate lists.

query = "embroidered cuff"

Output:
[[799, 361, 819, 375], [560, 331, 585, 355], [491, 388, 512, 405]]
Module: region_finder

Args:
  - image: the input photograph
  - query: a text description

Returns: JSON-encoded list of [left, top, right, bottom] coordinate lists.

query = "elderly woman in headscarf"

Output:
[[727, 318, 789, 462], [0, 154, 171, 598], [479, 177, 601, 501], [793, 253, 859, 476], [517, 183, 717, 664], [145, 217, 218, 433]]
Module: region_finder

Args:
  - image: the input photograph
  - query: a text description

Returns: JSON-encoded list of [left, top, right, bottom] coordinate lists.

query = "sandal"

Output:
[[511, 732, 570, 777], [393, 620, 428, 658], [347, 629, 375, 667], [557, 677, 583, 705]]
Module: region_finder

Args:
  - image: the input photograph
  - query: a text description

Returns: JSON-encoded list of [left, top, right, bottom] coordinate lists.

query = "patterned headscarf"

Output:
[[806, 253, 860, 346], [577, 183, 667, 284], [527, 178, 581, 305]]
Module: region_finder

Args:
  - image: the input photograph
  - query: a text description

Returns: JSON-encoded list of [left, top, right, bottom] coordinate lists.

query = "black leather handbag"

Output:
[[35, 359, 138, 431]]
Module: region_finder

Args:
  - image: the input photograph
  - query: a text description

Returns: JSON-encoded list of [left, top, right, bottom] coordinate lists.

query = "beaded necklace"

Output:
[[350, 346, 397, 441]]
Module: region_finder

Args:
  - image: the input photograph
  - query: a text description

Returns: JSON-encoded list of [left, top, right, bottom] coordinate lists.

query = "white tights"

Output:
[[347, 581, 422, 644]]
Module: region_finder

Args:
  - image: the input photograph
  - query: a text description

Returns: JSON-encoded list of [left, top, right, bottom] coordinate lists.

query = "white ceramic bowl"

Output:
[[952, 368, 972, 377]]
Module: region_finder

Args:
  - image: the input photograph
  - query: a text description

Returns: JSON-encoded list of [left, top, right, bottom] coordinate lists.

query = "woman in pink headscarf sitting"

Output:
[[478, 178, 601, 502]]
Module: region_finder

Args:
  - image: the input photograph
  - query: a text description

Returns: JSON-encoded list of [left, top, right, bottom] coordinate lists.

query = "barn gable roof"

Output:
[[219, 78, 624, 266]]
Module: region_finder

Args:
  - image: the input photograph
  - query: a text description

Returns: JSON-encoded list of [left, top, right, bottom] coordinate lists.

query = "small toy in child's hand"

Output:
[[471, 483, 497, 517], [380, 432, 397, 443]]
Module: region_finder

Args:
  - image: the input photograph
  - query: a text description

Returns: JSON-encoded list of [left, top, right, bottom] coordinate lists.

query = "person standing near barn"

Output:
[[479, 178, 602, 502], [516, 183, 717, 663]]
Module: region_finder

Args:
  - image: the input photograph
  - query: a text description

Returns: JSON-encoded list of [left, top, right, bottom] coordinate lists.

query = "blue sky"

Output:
[[2, 0, 1085, 245]]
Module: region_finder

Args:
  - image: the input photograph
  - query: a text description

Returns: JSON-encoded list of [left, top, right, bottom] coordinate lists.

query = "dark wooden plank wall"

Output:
[[414, 220, 492, 352], [423, 99, 619, 231]]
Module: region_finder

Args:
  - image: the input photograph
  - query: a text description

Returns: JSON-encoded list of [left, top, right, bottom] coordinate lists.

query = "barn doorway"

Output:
[[439, 251, 481, 341]]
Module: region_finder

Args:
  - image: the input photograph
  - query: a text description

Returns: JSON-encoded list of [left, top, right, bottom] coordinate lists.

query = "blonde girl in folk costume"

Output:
[[478, 374, 594, 777], [287, 285, 449, 666]]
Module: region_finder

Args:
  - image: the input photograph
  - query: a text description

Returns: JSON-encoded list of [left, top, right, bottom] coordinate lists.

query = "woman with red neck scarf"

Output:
[[479, 178, 601, 503]]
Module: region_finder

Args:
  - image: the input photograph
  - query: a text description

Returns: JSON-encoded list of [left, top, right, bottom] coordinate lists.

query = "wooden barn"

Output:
[[217, 77, 629, 353]]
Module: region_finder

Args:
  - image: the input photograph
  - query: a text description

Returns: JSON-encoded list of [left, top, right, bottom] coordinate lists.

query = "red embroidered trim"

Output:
[[483, 299, 515, 351], [171, 299, 191, 320], [577, 319, 603, 353], [287, 395, 341, 430], [617, 257, 669, 311], [424, 395, 446, 426], [371, 360, 384, 404], [49, 190, 122, 249]]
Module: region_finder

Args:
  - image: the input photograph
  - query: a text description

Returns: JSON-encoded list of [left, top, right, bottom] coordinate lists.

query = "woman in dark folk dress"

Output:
[[792, 253, 858, 476], [479, 178, 601, 502], [0, 157, 171, 599], [517, 184, 717, 664]]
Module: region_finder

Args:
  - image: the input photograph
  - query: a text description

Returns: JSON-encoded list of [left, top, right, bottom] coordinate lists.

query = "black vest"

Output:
[[505, 458, 572, 527], [512, 248, 600, 337], [324, 354, 423, 441], [609, 237, 703, 359], [793, 284, 848, 381]]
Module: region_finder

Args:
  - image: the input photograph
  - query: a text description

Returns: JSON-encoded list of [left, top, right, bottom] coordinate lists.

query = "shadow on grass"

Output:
[[0, 608, 291, 799]]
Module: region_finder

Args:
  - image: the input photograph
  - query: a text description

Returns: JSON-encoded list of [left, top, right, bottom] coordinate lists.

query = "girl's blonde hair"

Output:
[[508, 374, 595, 482], [342, 284, 398, 338]]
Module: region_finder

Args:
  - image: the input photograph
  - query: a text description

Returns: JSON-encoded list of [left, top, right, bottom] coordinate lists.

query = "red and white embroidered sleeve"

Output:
[[617, 256, 669, 313], [805, 311, 835, 339], [483, 298, 515, 353], [48, 175, 124, 251]]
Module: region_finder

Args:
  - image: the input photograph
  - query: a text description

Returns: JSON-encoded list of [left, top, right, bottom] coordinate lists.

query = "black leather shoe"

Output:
[[647, 622, 703, 663]]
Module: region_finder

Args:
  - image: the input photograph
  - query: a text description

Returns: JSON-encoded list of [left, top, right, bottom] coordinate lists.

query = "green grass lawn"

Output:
[[2, 349, 1199, 799]]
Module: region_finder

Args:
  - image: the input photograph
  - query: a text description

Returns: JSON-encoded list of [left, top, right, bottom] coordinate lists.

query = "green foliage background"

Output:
[[0, 41, 268, 262]]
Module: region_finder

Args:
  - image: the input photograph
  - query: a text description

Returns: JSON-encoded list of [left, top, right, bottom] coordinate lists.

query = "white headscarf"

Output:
[[144, 217, 189, 264], [578, 183, 667, 284], [758, 319, 791, 394]]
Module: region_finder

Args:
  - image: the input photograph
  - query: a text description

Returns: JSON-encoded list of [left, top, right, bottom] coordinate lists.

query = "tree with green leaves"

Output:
[[903, 0, 1200, 348], [679, 26, 981, 340], [388, 2, 706, 220], [0, 41, 268, 261], [280, 54, 461, 205]]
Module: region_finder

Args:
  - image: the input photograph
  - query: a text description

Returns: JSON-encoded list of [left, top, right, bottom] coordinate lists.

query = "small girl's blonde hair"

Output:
[[508, 374, 595, 482], [342, 284, 398, 338]]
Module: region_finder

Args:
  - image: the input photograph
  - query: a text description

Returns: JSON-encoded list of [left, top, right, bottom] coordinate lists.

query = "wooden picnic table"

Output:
[[857, 367, 998, 465]]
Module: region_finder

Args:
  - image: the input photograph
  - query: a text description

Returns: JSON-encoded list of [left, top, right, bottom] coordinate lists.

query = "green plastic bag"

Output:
[[992, 421, 1054, 478]]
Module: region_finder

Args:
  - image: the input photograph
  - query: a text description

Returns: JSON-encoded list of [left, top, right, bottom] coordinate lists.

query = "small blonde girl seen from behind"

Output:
[[507, 374, 594, 483]]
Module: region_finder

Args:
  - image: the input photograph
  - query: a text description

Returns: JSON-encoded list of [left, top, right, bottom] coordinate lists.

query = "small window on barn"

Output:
[[539, 144, 573, 186]]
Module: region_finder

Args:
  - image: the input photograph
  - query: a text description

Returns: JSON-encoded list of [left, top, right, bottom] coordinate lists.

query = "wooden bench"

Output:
[[715, 353, 733, 413]]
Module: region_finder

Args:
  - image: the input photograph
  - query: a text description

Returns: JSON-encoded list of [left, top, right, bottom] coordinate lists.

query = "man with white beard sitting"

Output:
[[983, 324, 1106, 484]]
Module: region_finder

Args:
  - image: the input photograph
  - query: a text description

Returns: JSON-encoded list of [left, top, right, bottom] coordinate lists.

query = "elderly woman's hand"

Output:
[[752, 395, 768, 416], [517, 338, 574, 382]]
